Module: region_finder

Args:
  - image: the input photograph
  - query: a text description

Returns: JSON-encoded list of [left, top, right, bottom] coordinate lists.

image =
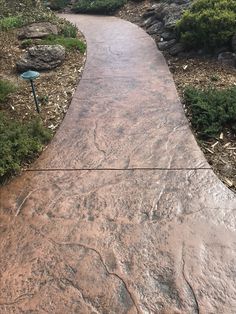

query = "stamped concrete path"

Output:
[[1, 15, 236, 314]]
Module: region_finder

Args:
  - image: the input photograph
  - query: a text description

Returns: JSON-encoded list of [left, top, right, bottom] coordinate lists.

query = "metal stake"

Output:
[[30, 79, 40, 113]]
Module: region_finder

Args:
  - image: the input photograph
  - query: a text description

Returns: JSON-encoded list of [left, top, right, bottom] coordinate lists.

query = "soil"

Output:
[[117, 0, 236, 193], [0, 28, 86, 131]]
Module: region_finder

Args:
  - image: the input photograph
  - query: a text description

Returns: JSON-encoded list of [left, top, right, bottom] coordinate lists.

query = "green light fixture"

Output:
[[21, 70, 40, 113]]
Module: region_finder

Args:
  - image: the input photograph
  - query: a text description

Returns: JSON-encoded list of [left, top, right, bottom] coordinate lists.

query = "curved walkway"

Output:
[[0, 15, 236, 313]]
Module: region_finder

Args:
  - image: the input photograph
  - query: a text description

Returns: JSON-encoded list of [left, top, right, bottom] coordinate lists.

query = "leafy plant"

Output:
[[0, 16, 24, 30], [38, 35, 86, 52], [0, 80, 16, 102], [177, 0, 236, 51], [57, 20, 78, 38], [73, 0, 126, 14], [184, 86, 236, 138], [0, 114, 52, 179], [20, 38, 33, 48], [48, 0, 69, 11]]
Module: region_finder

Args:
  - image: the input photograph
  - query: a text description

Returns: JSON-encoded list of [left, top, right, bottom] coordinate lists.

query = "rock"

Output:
[[218, 52, 236, 67], [214, 46, 230, 56], [142, 10, 156, 19], [232, 33, 236, 52], [169, 43, 185, 56], [142, 0, 192, 37], [142, 15, 158, 28], [18, 22, 58, 40], [16, 45, 65, 72], [152, 3, 167, 20], [163, 4, 187, 30], [158, 39, 177, 51], [161, 31, 176, 41], [146, 22, 163, 35]]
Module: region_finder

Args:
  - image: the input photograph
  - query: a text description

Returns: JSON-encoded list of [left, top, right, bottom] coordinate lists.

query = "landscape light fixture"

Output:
[[21, 70, 40, 113]]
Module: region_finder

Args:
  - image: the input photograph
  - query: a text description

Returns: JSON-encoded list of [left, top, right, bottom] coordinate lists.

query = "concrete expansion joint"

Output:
[[26, 167, 212, 172]]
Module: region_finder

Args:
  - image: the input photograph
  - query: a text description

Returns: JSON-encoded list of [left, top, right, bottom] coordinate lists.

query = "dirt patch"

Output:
[[117, 1, 236, 193]]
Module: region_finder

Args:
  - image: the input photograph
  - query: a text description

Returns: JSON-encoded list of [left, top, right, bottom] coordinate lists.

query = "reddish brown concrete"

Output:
[[0, 15, 236, 314], [32, 15, 208, 170]]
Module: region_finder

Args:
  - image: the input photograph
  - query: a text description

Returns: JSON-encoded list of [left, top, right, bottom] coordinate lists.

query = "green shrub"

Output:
[[0, 16, 24, 30], [48, 0, 68, 11], [0, 80, 16, 102], [184, 86, 236, 138], [20, 39, 33, 48], [39, 35, 86, 52], [59, 21, 78, 38], [0, 114, 52, 179], [177, 0, 236, 51], [73, 0, 126, 14]]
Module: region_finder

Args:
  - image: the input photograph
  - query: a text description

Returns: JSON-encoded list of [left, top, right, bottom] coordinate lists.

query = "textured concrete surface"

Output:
[[0, 15, 236, 314]]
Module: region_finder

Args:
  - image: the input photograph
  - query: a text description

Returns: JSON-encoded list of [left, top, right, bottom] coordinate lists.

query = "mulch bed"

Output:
[[0, 29, 86, 131]]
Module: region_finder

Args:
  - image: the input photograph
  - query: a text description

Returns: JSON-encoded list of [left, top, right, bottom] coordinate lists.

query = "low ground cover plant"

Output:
[[40, 35, 86, 51], [0, 16, 24, 30], [0, 80, 16, 103], [59, 22, 78, 38], [0, 114, 52, 180], [177, 0, 236, 51], [184, 86, 236, 138], [47, 0, 69, 11], [73, 0, 126, 14], [0, 14, 78, 39]]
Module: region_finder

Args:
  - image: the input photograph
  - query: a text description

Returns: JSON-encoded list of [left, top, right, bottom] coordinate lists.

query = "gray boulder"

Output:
[[218, 52, 236, 67], [161, 31, 177, 40], [146, 22, 163, 35], [151, 3, 168, 20], [158, 39, 177, 51], [142, 0, 192, 35], [169, 42, 185, 56], [18, 22, 58, 40], [142, 10, 156, 19], [16, 45, 65, 72], [142, 15, 158, 28], [163, 3, 190, 30]]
